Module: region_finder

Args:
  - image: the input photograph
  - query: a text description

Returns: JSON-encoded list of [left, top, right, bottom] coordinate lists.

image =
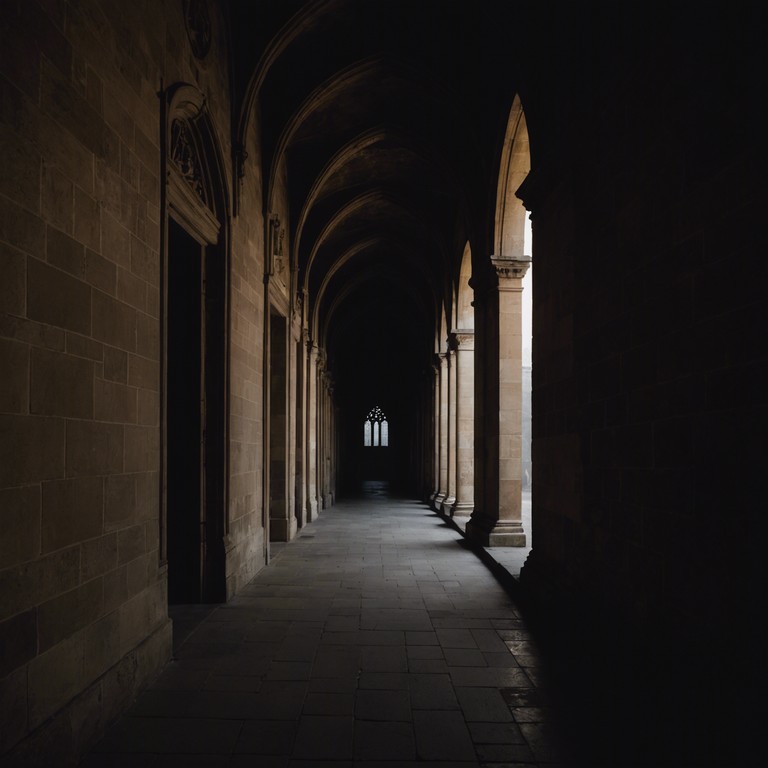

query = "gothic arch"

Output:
[[456, 242, 474, 330], [494, 95, 530, 259]]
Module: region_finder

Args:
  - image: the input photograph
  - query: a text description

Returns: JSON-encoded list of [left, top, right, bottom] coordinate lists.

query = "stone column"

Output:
[[450, 330, 475, 518], [329, 389, 337, 506], [306, 341, 319, 522], [441, 346, 457, 514], [320, 370, 331, 509], [466, 256, 530, 546], [294, 328, 307, 527], [317, 352, 326, 510], [432, 352, 448, 509], [429, 361, 440, 504]]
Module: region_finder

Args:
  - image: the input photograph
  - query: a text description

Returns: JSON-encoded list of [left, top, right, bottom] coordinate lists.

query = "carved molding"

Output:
[[170, 118, 206, 202], [491, 255, 531, 281], [184, 0, 211, 59], [449, 330, 475, 351], [168, 167, 219, 245], [267, 214, 286, 277]]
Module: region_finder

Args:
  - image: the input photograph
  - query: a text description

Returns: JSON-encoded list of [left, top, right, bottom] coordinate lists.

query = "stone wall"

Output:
[[0, 0, 266, 761]]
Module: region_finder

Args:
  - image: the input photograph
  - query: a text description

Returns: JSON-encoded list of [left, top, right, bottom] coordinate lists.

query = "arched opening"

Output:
[[450, 242, 475, 520], [465, 95, 531, 551]]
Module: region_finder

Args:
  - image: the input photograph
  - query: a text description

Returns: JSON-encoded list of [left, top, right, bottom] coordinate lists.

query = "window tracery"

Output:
[[170, 118, 206, 203], [363, 406, 388, 447]]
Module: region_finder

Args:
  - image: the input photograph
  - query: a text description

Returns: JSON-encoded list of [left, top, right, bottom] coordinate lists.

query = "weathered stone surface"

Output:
[[46, 226, 84, 278], [100, 209, 130, 269], [123, 424, 158, 473], [41, 476, 103, 554], [91, 290, 136, 351], [80, 533, 118, 581], [0, 666, 28, 754], [37, 578, 103, 653], [94, 378, 137, 423], [0, 414, 65, 486], [40, 57, 106, 158], [65, 419, 123, 477], [0, 545, 80, 624], [127, 353, 157, 391], [103, 346, 128, 383], [0, 242, 26, 316], [117, 266, 146, 311], [135, 310, 158, 359], [30, 346, 94, 419], [136, 388, 158, 426], [0, 314, 64, 352], [103, 565, 128, 615], [66, 332, 103, 362], [0, 485, 41, 570], [117, 524, 145, 565], [27, 257, 91, 335], [129, 235, 158, 287], [74, 187, 100, 252], [84, 247, 116, 295], [104, 473, 137, 531], [28, 631, 86, 729], [1, 198, 45, 260], [0, 337, 29, 413], [84, 610, 121, 683], [0, 609, 37, 678], [0, 122, 41, 213]]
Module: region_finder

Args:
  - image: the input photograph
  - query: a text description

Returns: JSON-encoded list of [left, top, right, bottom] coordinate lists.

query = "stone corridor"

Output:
[[78, 485, 572, 767]]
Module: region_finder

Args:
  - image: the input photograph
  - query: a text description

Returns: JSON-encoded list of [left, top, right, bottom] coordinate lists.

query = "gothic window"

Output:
[[363, 406, 388, 447]]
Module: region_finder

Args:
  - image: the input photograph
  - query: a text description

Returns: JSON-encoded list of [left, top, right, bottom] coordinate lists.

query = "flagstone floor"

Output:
[[79, 485, 576, 767]]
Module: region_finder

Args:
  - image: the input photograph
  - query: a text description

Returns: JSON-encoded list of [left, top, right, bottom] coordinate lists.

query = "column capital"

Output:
[[448, 329, 475, 351], [490, 255, 531, 282]]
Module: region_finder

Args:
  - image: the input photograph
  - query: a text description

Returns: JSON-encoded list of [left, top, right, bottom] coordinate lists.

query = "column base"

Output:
[[269, 515, 298, 542], [432, 493, 446, 511], [465, 515, 527, 547], [450, 500, 474, 519], [307, 498, 319, 523], [440, 496, 456, 515]]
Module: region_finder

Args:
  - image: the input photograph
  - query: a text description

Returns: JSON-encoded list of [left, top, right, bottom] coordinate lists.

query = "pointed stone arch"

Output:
[[466, 95, 531, 548], [450, 242, 475, 519]]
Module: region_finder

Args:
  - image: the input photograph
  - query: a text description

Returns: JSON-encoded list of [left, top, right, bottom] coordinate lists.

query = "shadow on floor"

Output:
[[168, 603, 218, 654]]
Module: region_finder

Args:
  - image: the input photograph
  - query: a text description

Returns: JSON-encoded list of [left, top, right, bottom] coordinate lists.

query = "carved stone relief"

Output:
[[183, 0, 211, 59]]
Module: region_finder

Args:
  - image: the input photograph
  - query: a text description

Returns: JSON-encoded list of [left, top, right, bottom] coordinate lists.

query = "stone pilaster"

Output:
[[450, 330, 475, 518], [306, 342, 319, 521], [429, 360, 440, 504], [432, 352, 449, 509], [441, 345, 457, 514], [466, 256, 530, 546]]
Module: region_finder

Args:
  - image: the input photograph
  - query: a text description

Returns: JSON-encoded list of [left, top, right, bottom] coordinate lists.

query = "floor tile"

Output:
[[78, 495, 571, 767]]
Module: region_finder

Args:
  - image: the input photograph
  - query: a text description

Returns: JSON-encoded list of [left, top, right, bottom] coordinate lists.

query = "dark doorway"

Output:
[[166, 218, 226, 604]]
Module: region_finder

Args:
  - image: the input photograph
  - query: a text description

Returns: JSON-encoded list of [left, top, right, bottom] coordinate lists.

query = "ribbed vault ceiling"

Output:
[[230, 0, 522, 422]]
